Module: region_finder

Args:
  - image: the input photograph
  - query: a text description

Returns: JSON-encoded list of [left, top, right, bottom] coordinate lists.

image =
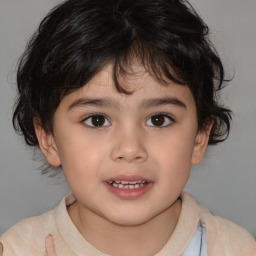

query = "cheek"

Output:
[[55, 134, 108, 189], [152, 132, 196, 167], [150, 130, 196, 186], [56, 126, 106, 165]]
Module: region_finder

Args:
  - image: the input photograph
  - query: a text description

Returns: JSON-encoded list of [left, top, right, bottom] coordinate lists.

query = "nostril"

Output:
[[110, 136, 148, 163]]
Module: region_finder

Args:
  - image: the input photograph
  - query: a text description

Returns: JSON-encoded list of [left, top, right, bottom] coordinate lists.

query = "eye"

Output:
[[146, 113, 174, 127], [83, 114, 111, 127]]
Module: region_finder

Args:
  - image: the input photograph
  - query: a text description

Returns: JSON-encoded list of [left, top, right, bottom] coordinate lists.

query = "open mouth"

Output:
[[107, 180, 148, 189], [104, 175, 153, 199]]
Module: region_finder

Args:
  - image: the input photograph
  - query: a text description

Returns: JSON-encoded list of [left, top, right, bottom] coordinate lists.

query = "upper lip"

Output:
[[104, 175, 152, 183]]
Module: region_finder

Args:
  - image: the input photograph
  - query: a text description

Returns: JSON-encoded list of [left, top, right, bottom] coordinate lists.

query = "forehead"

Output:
[[63, 64, 195, 109]]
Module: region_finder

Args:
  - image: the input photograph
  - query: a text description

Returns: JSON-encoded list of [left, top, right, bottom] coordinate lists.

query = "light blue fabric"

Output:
[[182, 222, 207, 256]]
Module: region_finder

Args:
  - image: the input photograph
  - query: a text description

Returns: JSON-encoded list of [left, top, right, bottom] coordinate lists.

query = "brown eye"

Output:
[[84, 114, 110, 127], [151, 115, 165, 126], [146, 114, 173, 127]]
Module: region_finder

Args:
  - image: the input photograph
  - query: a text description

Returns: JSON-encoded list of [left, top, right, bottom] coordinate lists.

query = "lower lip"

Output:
[[104, 182, 153, 200]]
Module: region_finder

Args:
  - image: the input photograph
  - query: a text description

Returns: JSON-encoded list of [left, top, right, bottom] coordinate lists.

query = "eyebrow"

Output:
[[68, 97, 187, 110], [139, 97, 187, 109], [68, 98, 121, 110]]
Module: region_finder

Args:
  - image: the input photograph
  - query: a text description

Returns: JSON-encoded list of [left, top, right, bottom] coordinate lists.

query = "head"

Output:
[[13, 0, 231, 224]]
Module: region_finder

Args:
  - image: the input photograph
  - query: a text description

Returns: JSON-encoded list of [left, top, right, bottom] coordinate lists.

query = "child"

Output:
[[0, 0, 255, 255]]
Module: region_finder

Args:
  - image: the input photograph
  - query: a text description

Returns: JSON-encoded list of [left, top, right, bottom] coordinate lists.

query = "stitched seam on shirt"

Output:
[[199, 223, 203, 255]]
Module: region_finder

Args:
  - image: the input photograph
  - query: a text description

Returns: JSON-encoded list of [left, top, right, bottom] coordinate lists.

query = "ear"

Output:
[[34, 119, 61, 166], [191, 122, 213, 165]]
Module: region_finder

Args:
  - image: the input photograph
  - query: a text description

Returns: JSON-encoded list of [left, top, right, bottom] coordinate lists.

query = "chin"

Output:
[[105, 211, 154, 227]]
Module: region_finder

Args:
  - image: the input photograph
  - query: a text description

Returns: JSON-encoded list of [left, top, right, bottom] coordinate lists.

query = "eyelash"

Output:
[[82, 113, 111, 128], [82, 113, 175, 128], [146, 113, 174, 128]]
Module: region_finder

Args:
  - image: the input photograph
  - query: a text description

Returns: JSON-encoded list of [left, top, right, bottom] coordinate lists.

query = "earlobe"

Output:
[[191, 122, 213, 165], [34, 120, 61, 167]]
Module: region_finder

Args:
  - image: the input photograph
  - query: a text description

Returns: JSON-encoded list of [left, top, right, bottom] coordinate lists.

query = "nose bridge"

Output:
[[110, 121, 147, 163]]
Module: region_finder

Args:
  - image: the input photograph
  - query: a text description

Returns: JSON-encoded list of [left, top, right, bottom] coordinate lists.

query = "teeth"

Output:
[[108, 180, 147, 189], [119, 181, 143, 184], [128, 181, 141, 184]]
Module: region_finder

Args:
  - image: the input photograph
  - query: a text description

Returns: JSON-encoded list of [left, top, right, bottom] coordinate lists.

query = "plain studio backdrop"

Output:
[[0, 0, 256, 238]]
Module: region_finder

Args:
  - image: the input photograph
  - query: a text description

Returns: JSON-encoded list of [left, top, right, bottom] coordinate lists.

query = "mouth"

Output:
[[104, 175, 153, 199], [107, 180, 148, 189]]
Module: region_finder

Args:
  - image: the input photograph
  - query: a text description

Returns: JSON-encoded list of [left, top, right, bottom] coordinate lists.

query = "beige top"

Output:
[[1, 192, 255, 256]]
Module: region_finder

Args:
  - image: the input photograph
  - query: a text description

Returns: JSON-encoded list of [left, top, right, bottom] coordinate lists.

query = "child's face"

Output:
[[37, 64, 210, 226]]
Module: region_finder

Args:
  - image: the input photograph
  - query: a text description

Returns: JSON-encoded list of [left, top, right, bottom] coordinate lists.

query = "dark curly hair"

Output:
[[13, 0, 232, 157]]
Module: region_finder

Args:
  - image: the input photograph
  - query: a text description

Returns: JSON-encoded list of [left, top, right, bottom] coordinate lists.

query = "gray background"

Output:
[[0, 0, 256, 238]]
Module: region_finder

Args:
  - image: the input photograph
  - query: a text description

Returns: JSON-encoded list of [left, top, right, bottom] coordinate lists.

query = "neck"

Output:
[[68, 198, 181, 256]]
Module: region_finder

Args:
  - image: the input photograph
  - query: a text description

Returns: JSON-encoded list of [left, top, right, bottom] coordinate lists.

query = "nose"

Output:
[[110, 125, 148, 163]]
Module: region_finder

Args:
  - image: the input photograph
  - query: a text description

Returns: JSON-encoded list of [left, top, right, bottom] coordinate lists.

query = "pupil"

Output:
[[92, 115, 105, 126], [152, 115, 164, 126]]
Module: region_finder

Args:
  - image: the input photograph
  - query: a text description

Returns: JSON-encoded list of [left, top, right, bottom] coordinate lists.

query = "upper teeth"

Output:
[[110, 180, 145, 184], [121, 181, 143, 184], [107, 180, 147, 189]]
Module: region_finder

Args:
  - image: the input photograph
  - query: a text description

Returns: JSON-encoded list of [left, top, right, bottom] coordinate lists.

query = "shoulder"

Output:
[[0, 209, 56, 256], [199, 206, 256, 255]]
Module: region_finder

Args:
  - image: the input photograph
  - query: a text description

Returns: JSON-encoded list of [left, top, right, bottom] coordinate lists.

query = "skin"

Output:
[[0, 241, 3, 256], [35, 64, 211, 256], [0, 236, 55, 256], [45, 235, 57, 256]]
